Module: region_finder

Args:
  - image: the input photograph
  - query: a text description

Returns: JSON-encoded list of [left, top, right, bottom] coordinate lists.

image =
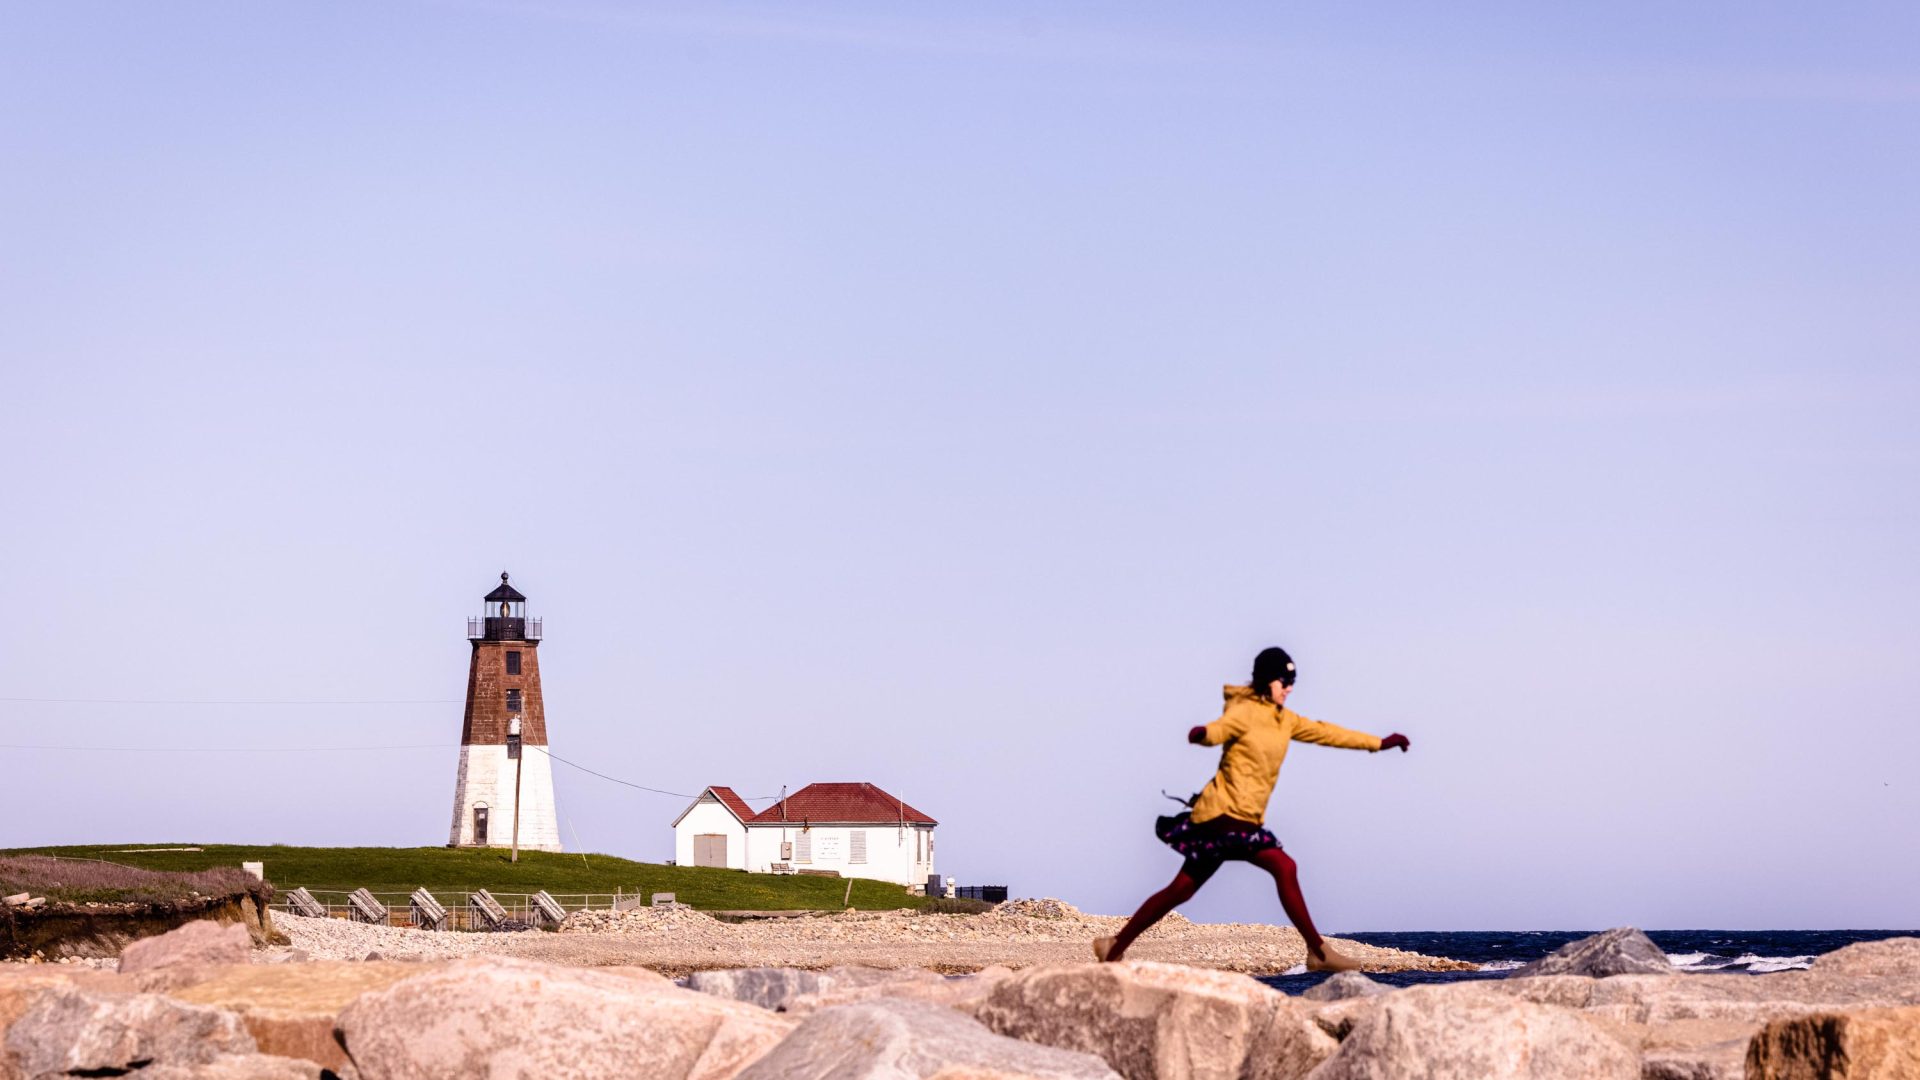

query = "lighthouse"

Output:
[[448, 573, 562, 852]]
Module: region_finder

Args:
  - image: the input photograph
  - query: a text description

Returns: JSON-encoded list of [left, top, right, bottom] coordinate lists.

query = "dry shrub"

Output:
[[0, 855, 273, 908]]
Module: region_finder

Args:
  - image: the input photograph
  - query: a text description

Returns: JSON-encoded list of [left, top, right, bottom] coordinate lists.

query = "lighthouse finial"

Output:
[[501, 571, 510, 583]]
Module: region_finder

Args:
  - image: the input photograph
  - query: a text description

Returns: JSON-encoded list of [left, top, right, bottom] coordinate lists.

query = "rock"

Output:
[[1808, 936, 1920, 978], [785, 967, 1013, 1017], [736, 998, 1119, 1079], [170, 961, 423, 1071], [1745, 1005, 1920, 1079], [118, 920, 253, 979], [1513, 928, 1674, 979], [1489, 974, 1600, 1010], [969, 961, 1336, 1080], [134, 1052, 335, 1079], [1305, 997, 1379, 1042], [0, 897, 26, 909], [1639, 1039, 1747, 1080], [2, 985, 254, 1079], [687, 966, 911, 1011], [1300, 972, 1388, 1002], [992, 899, 1082, 920], [335, 955, 792, 1080], [1306, 984, 1638, 1080]]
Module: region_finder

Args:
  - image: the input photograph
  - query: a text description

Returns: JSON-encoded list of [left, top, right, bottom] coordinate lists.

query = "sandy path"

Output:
[[269, 900, 1475, 977]]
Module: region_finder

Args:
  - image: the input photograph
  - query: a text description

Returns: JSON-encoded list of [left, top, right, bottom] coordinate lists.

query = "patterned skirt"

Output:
[[1154, 811, 1280, 861]]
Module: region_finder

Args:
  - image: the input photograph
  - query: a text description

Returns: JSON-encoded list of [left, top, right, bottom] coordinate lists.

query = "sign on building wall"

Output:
[[815, 832, 843, 863]]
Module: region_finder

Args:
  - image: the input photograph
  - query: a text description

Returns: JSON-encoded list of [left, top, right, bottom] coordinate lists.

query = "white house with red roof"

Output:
[[671, 782, 937, 888]]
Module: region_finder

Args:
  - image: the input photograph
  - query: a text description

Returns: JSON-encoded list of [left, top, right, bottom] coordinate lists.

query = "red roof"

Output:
[[707, 786, 755, 821], [748, 782, 936, 826]]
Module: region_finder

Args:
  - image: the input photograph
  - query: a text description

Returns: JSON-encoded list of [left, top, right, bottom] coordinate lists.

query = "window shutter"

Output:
[[849, 829, 867, 865]]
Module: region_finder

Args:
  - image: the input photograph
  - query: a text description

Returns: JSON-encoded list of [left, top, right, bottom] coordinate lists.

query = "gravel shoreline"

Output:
[[257, 899, 1475, 977]]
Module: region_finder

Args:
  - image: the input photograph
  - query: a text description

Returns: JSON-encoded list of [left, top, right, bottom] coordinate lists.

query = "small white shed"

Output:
[[670, 786, 755, 870]]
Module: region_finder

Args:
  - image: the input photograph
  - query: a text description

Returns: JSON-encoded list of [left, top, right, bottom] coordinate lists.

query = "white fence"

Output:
[[278, 890, 629, 931]]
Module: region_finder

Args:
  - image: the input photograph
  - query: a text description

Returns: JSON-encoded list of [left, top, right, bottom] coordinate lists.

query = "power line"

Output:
[[0, 738, 778, 802], [528, 745, 778, 802], [0, 743, 448, 753], [0, 697, 457, 705], [528, 745, 696, 799]]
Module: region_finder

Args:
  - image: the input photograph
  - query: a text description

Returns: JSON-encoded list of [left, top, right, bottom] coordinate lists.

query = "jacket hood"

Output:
[[1223, 684, 1262, 703]]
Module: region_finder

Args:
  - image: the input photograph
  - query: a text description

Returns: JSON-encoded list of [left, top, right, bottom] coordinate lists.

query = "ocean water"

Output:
[[1257, 929, 1918, 994]]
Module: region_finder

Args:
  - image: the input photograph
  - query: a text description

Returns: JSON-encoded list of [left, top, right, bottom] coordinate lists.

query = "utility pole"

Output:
[[508, 716, 524, 863]]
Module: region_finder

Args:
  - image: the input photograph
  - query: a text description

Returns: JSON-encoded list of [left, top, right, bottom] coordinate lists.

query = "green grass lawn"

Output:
[[0, 844, 920, 912]]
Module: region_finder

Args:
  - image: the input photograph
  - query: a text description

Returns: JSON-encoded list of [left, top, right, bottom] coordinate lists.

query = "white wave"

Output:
[[1479, 959, 1527, 972], [1281, 964, 1307, 976], [1664, 952, 1711, 967], [1736, 954, 1813, 973]]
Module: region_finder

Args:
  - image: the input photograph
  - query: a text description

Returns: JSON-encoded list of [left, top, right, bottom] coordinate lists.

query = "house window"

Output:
[[849, 829, 867, 864], [795, 832, 812, 863], [916, 830, 924, 861], [506, 689, 523, 714], [506, 651, 521, 675]]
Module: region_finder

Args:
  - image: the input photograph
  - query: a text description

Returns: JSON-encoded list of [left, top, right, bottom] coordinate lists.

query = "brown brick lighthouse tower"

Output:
[[448, 573, 562, 851]]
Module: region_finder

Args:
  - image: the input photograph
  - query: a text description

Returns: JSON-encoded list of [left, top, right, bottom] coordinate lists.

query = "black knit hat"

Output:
[[1252, 646, 1297, 690]]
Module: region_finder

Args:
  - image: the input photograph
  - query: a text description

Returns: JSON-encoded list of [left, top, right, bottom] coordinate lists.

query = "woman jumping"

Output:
[[1095, 646, 1410, 972]]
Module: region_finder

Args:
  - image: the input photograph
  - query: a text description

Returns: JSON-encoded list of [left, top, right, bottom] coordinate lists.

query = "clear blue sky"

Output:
[[3, 3, 1915, 931]]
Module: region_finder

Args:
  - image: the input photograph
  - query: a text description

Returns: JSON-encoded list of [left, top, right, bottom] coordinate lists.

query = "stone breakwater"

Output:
[[2, 922, 1917, 1078], [264, 898, 1471, 976]]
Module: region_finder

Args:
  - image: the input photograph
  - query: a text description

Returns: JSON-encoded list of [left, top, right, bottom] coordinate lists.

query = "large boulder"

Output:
[[784, 969, 1013, 1016], [688, 966, 911, 1012], [335, 955, 791, 1080], [1807, 937, 1920, 978], [133, 1053, 334, 1079], [2, 985, 254, 1080], [1638, 1039, 1747, 1080], [1300, 972, 1388, 1003], [1513, 928, 1673, 978], [170, 960, 423, 1071], [1745, 1005, 1920, 1079], [968, 961, 1336, 1080], [737, 998, 1119, 1079], [117, 921, 256, 992], [1305, 984, 1638, 1080]]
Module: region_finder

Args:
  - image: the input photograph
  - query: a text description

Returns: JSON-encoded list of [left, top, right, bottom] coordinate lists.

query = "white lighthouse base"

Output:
[[449, 744, 564, 852]]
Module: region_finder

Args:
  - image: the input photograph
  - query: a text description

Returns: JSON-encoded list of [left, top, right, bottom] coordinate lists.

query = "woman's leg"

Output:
[[1250, 847, 1331, 962], [1101, 857, 1222, 961]]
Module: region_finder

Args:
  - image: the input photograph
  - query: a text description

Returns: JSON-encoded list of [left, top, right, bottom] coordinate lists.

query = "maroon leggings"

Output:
[[1107, 845, 1325, 961]]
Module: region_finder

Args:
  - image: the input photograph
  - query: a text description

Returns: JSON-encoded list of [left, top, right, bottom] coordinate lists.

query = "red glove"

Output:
[[1378, 733, 1410, 753], [1187, 725, 1208, 745]]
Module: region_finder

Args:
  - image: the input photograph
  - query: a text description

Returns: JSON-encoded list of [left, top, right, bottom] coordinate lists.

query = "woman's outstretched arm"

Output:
[[1290, 715, 1411, 753]]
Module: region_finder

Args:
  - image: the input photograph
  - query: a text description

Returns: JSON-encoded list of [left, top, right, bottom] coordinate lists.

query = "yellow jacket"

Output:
[[1189, 685, 1383, 826]]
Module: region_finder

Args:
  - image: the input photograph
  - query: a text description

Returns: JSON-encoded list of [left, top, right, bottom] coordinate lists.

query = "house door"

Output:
[[693, 834, 728, 868]]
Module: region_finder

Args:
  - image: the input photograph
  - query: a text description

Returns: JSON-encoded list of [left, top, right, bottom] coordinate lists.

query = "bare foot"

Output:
[[1306, 942, 1364, 973], [1093, 935, 1118, 962]]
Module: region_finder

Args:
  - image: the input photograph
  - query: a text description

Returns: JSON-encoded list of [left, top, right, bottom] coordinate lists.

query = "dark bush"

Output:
[[0, 855, 274, 908]]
